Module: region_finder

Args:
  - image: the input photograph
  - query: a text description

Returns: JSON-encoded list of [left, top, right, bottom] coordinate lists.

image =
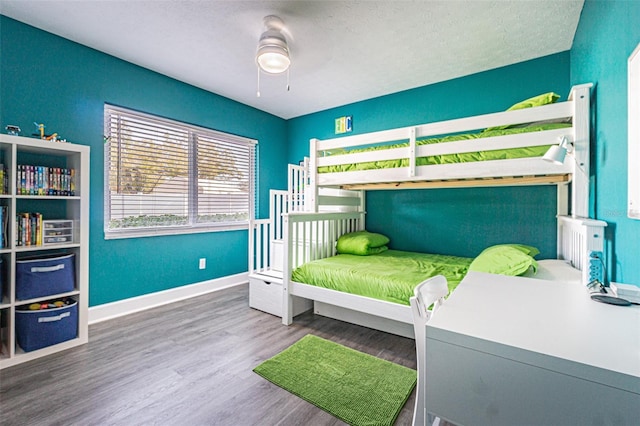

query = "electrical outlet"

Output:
[[199, 258, 206, 270], [588, 251, 603, 284]]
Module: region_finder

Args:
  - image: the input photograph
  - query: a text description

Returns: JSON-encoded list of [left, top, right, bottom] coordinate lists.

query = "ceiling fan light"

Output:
[[257, 44, 290, 74], [256, 17, 290, 74]]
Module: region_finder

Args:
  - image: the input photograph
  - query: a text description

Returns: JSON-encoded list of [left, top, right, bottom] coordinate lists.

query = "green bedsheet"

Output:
[[291, 249, 472, 305], [318, 122, 571, 173]]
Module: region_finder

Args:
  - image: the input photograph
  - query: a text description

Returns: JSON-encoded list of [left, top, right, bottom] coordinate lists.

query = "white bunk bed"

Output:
[[282, 213, 606, 336], [307, 84, 593, 218], [250, 84, 607, 336]]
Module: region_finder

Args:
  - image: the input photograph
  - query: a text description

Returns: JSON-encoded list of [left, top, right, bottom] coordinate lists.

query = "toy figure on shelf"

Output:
[[31, 122, 66, 142], [33, 122, 45, 139], [5, 125, 21, 135]]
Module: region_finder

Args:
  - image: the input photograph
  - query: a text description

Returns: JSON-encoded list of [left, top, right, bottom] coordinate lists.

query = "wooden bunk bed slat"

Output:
[[340, 174, 571, 191]]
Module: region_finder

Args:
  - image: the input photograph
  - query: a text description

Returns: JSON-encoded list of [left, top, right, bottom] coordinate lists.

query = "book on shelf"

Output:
[[0, 164, 7, 195], [0, 206, 7, 248], [15, 212, 43, 247], [16, 165, 75, 196]]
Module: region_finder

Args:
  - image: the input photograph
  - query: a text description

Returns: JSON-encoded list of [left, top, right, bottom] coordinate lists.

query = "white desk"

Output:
[[424, 271, 640, 426]]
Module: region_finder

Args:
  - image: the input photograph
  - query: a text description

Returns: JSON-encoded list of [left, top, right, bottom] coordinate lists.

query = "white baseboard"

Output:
[[88, 272, 248, 324]]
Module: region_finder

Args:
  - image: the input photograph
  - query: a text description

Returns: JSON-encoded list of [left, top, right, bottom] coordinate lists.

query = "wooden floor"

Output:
[[0, 284, 417, 425]]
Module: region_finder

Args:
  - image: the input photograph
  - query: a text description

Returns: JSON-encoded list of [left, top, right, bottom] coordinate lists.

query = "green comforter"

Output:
[[318, 123, 571, 173], [291, 249, 472, 305]]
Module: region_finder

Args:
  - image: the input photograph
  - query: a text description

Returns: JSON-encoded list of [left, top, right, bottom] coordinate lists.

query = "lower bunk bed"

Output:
[[281, 212, 606, 337]]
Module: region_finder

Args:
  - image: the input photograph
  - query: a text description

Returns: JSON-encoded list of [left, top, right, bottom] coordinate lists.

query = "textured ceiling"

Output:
[[0, 1, 584, 119]]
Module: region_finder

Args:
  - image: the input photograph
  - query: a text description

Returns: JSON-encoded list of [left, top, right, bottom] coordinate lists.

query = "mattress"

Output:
[[318, 122, 571, 174], [290, 249, 472, 305]]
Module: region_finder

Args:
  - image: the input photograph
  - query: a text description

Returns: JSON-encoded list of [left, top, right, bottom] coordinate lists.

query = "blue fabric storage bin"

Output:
[[16, 299, 78, 352], [16, 253, 75, 300]]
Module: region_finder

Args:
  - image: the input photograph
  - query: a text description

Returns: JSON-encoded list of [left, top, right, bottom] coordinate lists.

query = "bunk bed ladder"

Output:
[[249, 161, 313, 276]]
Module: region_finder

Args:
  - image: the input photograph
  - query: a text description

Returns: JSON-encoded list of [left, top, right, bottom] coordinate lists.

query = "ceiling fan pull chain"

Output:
[[286, 68, 290, 92], [257, 68, 261, 97]]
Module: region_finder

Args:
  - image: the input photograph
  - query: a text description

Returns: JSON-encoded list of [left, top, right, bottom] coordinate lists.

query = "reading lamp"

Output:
[[543, 136, 572, 164]]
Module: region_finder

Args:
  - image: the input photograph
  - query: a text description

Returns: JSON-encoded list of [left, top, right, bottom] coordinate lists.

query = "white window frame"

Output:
[[104, 105, 257, 239], [629, 42, 640, 219]]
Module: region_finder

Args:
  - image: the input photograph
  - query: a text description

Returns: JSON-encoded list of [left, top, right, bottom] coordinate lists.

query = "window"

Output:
[[104, 105, 256, 238], [629, 42, 640, 219]]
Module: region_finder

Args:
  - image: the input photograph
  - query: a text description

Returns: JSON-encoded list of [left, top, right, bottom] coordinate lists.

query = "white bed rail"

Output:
[[249, 179, 365, 276], [557, 215, 607, 285], [284, 212, 364, 269], [249, 218, 271, 275], [282, 211, 365, 323], [309, 84, 592, 217]]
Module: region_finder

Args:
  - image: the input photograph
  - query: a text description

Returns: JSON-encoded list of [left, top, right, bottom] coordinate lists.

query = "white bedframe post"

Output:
[[309, 139, 320, 213], [409, 127, 417, 178], [570, 83, 593, 218], [303, 157, 312, 212], [282, 213, 293, 325], [556, 183, 569, 253], [248, 218, 255, 274], [557, 183, 569, 217]]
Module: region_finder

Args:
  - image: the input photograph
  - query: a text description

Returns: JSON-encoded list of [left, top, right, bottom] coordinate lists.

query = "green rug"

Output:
[[253, 334, 416, 426]]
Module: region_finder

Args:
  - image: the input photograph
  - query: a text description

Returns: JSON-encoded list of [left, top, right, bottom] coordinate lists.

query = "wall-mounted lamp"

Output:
[[543, 136, 572, 165], [256, 15, 290, 97]]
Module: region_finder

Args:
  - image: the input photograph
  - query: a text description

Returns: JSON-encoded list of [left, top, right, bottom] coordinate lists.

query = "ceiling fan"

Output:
[[256, 15, 291, 97]]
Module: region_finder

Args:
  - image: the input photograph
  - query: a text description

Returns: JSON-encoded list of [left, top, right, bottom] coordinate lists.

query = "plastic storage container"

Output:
[[15, 298, 78, 352], [43, 220, 74, 245], [16, 253, 75, 300]]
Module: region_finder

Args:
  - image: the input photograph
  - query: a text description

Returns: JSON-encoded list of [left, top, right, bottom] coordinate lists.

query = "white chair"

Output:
[[410, 275, 449, 426]]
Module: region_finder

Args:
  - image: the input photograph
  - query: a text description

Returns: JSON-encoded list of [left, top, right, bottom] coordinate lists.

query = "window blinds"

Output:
[[104, 106, 256, 236]]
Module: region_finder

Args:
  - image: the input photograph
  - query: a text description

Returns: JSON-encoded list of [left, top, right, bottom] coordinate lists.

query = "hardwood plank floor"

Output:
[[0, 284, 417, 425]]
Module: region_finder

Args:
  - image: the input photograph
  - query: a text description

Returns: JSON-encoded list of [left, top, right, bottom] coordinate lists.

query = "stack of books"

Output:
[[16, 165, 75, 196], [0, 163, 7, 194], [16, 212, 43, 247]]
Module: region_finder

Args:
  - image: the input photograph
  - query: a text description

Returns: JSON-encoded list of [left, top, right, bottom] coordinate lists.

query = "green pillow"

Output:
[[484, 92, 561, 132], [505, 92, 560, 111], [492, 243, 540, 258], [336, 231, 390, 256], [359, 245, 389, 255], [469, 245, 538, 276]]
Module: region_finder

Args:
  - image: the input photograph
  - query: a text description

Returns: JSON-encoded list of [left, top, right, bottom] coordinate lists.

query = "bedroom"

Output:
[[1, 0, 639, 424]]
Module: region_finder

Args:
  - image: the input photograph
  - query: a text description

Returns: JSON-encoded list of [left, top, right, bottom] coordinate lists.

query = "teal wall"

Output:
[[571, 0, 640, 285], [5, 2, 639, 307], [288, 53, 570, 259], [0, 17, 288, 306]]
